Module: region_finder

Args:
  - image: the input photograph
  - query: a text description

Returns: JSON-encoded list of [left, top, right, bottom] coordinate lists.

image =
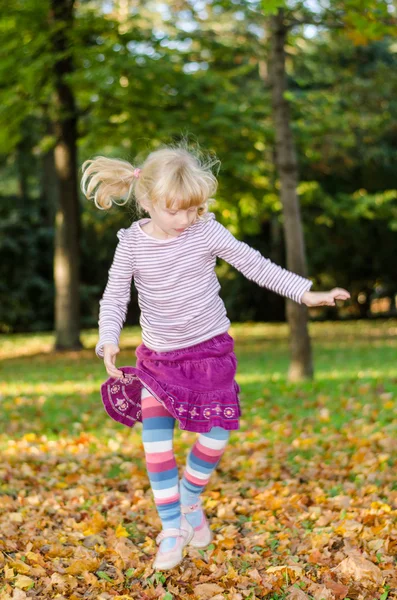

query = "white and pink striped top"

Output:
[[95, 212, 313, 357]]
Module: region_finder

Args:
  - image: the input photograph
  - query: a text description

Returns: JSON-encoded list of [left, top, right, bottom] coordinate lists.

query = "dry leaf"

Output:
[[311, 585, 334, 600], [287, 587, 311, 599], [9, 560, 30, 575], [14, 575, 34, 590], [1, 342, 396, 600], [246, 568, 262, 582], [47, 573, 79, 592], [12, 590, 28, 600], [267, 565, 304, 577], [194, 583, 224, 599], [65, 559, 100, 575], [82, 511, 106, 535], [333, 553, 383, 585], [323, 577, 349, 599], [115, 523, 129, 538]]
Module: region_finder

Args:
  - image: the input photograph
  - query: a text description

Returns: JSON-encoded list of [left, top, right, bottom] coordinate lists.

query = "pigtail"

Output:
[[81, 140, 219, 217], [81, 156, 140, 210]]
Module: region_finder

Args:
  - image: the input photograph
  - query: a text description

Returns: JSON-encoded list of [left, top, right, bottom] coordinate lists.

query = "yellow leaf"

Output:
[[25, 552, 41, 564], [266, 565, 303, 576], [10, 560, 31, 575], [83, 511, 106, 535], [252, 510, 268, 521], [334, 520, 363, 536], [220, 537, 236, 549], [371, 501, 391, 512], [115, 523, 129, 538], [225, 566, 239, 579], [9, 512, 23, 523], [369, 525, 384, 536], [292, 437, 315, 449], [383, 401, 394, 409], [65, 559, 99, 575], [310, 532, 331, 549], [14, 575, 34, 590], [113, 597, 140, 600]]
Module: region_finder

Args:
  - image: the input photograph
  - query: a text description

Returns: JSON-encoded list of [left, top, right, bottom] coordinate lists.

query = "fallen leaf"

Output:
[[82, 511, 106, 535], [11, 590, 28, 600], [323, 577, 349, 599], [14, 575, 34, 590], [267, 565, 304, 576], [115, 523, 129, 538], [287, 587, 311, 599], [194, 583, 224, 599], [311, 585, 334, 600], [333, 553, 383, 585], [65, 559, 100, 575]]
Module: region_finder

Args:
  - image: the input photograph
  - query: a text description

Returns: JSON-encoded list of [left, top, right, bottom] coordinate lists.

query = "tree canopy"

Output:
[[0, 0, 396, 333]]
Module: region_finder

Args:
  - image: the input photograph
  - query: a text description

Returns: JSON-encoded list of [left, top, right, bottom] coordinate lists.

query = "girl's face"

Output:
[[146, 201, 199, 239]]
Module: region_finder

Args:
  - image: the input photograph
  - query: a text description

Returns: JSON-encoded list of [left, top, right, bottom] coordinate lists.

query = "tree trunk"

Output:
[[268, 9, 313, 381], [49, 0, 82, 350], [41, 122, 59, 227]]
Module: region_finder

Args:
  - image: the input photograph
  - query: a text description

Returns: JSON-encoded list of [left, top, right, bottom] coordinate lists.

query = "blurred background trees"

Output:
[[1, 0, 396, 336]]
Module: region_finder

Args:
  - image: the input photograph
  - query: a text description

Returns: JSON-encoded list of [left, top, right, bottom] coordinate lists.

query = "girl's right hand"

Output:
[[103, 343, 124, 379]]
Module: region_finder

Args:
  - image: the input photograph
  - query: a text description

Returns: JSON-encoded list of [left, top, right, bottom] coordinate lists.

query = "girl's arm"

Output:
[[301, 289, 350, 306], [95, 227, 135, 358], [205, 218, 313, 304]]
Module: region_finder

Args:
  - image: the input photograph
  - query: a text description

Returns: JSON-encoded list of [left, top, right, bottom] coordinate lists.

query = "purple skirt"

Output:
[[100, 332, 241, 433]]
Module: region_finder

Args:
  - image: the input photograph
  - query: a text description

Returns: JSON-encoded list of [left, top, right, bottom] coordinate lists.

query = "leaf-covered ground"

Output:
[[0, 320, 396, 600]]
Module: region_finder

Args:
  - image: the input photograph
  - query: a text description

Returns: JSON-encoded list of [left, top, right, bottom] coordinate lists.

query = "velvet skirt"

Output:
[[100, 331, 241, 433]]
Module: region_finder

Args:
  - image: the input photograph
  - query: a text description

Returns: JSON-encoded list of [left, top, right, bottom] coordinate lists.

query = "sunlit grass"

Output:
[[0, 319, 396, 447]]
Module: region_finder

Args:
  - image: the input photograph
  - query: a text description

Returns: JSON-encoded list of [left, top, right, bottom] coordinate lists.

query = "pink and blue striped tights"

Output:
[[141, 388, 230, 552]]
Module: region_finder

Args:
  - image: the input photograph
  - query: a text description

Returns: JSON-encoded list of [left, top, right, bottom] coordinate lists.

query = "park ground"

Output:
[[0, 320, 396, 599]]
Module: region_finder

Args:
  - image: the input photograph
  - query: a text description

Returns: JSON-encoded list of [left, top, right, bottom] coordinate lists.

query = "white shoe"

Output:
[[153, 521, 194, 570]]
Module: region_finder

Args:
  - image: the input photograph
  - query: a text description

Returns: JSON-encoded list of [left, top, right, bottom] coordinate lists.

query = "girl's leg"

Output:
[[141, 387, 180, 551], [180, 426, 230, 527]]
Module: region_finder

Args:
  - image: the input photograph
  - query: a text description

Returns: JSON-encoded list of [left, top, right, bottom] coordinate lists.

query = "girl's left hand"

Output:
[[301, 288, 351, 307]]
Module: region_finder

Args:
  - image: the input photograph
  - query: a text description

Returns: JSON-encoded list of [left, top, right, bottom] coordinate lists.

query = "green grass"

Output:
[[0, 319, 396, 445]]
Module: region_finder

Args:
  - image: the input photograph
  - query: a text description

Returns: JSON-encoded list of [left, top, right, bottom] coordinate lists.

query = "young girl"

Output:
[[81, 143, 350, 571]]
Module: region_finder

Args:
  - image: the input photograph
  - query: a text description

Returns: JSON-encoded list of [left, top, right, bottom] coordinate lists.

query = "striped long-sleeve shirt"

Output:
[[95, 212, 313, 357]]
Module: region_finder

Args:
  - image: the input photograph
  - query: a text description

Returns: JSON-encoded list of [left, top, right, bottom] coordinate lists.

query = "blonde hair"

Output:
[[81, 141, 220, 217]]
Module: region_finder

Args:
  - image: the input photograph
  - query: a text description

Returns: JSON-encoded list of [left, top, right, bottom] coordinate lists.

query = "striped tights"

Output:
[[141, 387, 230, 551]]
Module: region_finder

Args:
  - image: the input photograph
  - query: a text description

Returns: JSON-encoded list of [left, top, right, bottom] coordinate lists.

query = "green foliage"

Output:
[[0, 199, 54, 333], [1, 0, 397, 331], [260, 0, 286, 15]]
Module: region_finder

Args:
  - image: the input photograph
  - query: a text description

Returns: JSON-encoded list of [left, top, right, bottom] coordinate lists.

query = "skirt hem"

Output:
[[100, 332, 241, 433]]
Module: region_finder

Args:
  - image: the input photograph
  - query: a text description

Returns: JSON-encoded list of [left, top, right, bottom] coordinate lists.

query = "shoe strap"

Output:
[[156, 527, 189, 544], [181, 497, 202, 514]]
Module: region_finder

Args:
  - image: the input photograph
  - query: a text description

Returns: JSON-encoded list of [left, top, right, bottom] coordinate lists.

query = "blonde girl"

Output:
[[81, 142, 350, 571]]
